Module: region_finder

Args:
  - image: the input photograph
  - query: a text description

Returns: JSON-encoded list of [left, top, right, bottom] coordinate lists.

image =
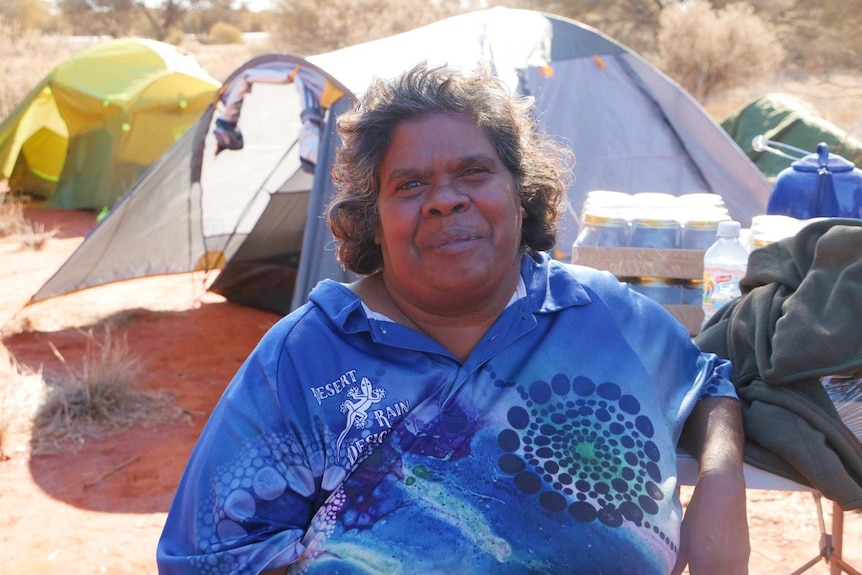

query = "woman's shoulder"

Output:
[[258, 280, 360, 348], [535, 252, 627, 294]]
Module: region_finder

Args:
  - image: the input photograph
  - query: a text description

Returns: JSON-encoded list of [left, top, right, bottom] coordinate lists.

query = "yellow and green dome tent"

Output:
[[0, 37, 220, 210]]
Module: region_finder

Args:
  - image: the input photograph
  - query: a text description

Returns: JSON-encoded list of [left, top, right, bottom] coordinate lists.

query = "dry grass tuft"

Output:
[[32, 326, 186, 454], [0, 352, 47, 460], [0, 18, 71, 120], [0, 193, 27, 237], [0, 193, 57, 249], [17, 219, 56, 250]]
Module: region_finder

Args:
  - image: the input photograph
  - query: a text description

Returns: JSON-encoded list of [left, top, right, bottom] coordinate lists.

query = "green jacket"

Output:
[[695, 218, 862, 510]]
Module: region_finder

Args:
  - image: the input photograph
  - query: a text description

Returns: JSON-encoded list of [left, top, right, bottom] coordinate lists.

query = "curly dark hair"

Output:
[[326, 61, 574, 275]]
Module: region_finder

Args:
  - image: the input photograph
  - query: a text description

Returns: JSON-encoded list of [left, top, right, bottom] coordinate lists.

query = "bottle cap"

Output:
[[716, 220, 741, 238]]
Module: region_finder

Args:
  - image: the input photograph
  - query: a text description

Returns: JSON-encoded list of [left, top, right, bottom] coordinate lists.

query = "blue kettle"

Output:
[[763, 140, 862, 219]]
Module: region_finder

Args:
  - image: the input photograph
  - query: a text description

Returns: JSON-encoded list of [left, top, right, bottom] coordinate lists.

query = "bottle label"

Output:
[[702, 265, 746, 321]]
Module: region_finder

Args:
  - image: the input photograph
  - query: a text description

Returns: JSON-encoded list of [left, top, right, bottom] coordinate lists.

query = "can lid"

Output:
[[633, 276, 678, 286], [583, 212, 628, 226], [716, 220, 741, 238], [631, 217, 680, 228]]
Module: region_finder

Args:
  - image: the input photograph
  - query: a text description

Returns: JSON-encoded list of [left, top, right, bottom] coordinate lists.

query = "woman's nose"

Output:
[[422, 183, 470, 217]]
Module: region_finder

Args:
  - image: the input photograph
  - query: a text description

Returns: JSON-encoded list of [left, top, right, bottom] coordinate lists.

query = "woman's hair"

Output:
[[326, 61, 574, 275]]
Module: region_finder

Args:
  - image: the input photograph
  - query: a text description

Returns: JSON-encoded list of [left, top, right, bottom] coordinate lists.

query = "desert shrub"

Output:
[[272, 0, 463, 55], [0, 0, 50, 30], [0, 352, 46, 460], [0, 17, 68, 121], [163, 25, 186, 46], [33, 327, 185, 452], [207, 21, 244, 45], [742, 0, 862, 73], [0, 193, 55, 248], [0, 194, 26, 237], [17, 220, 56, 250], [657, 1, 785, 102]]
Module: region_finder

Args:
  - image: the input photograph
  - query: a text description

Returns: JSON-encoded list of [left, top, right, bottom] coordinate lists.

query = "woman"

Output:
[[157, 62, 749, 575]]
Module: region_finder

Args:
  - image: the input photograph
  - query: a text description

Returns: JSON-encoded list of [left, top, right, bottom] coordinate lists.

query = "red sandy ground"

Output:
[[0, 208, 859, 575]]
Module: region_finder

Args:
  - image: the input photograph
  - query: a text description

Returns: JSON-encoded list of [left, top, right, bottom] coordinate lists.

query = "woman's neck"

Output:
[[350, 273, 516, 362]]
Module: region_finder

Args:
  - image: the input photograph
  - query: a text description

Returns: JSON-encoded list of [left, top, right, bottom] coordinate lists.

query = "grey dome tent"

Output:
[[30, 7, 770, 315]]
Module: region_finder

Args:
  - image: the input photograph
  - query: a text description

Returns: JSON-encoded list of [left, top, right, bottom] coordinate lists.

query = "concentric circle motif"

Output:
[[496, 373, 676, 551]]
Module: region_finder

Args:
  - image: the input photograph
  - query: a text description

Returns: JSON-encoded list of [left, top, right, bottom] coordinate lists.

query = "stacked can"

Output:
[[575, 210, 630, 247], [679, 210, 729, 250], [680, 279, 705, 305], [627, 194, 684, 304], [628, 277, 681, 304], [750, 214, 807, 249], [574, 191, 731, 307], [629, 217, 682, 249]]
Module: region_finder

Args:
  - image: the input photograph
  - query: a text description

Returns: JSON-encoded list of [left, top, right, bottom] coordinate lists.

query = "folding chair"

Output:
[[788, 493, 859, 575]]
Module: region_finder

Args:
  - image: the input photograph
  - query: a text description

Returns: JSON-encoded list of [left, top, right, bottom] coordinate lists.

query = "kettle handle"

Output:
[[751, 135, 811, 160]]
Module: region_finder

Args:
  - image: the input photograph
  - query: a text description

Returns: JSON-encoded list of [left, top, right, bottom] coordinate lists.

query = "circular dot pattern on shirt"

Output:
[[699, 382, 721, 398], [189, 428, 338, 575], [496, 373, 676, 552]]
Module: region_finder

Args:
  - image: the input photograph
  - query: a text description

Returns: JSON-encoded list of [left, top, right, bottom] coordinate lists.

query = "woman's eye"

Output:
[[393, 179, 424, 195], [461, 166, 488, 177]]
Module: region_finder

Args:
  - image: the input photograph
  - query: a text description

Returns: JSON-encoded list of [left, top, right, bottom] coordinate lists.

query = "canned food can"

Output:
[[629, 218, 681, 249], [679, 206, 729, 250], [583, 190, 633, 212], [680, 279, 704, 305], [627, 277, 681, 305], [681, 219, 720, 250], [575, 212, 630, 247]]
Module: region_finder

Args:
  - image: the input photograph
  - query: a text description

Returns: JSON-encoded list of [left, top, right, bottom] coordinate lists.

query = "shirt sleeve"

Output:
[[157, 322, 320, 575]]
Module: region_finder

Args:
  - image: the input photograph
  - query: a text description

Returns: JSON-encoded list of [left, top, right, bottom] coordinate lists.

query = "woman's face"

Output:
[[374, 111, 524, 314]]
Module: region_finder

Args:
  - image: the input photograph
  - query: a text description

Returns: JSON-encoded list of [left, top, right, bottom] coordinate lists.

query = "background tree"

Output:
[[57, 0, 205, 40], [657, 0, 785, 102], [185, 0, 243, 37], [272, 0, 463, 55], [136, 0, 204, 40], [58, 0, 143, 36], [484, 0, 670, 56], [726, 0, 862, 71], [12, 0, 862, 119], [0, 16, 69, 119], [47, 0, 862, 74], [0, 0, 52, 30]]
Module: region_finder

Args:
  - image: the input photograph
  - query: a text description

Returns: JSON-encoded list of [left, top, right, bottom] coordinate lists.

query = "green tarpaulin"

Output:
[[722, 93, 862, 181]]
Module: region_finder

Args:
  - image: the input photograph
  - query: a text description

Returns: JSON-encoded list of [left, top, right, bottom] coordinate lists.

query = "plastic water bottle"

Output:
[[702, 220, 749, 325]]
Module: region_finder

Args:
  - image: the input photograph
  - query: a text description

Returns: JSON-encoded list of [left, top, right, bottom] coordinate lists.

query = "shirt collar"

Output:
[[310, 251, 592, 332], [520, 251, 592, 313]]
